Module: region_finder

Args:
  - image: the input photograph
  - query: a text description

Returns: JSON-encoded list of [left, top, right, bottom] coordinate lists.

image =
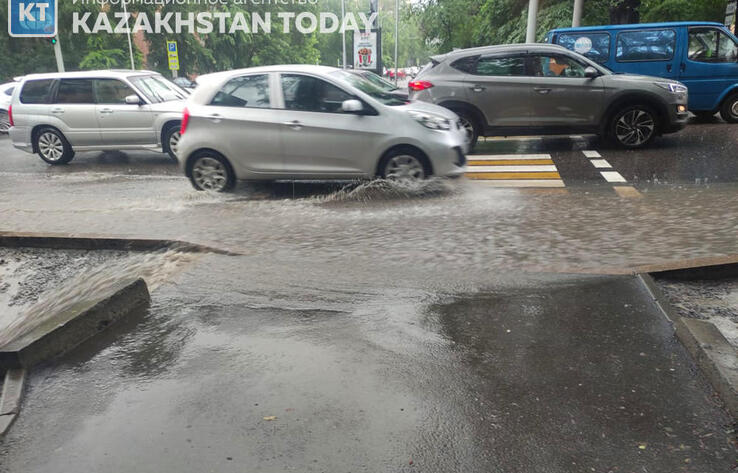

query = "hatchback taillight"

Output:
[[8, 104, 13, 127], [408, 80, 433, 92], [180, 107, 189, 134]]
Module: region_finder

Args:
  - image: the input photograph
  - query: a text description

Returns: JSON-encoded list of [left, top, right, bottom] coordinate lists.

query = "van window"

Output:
[[55, 79, 95, 104], [19, 79, 54, 104], [616, 29, 676, 62], [211, 74, 270, 108], [557, 33, 611, 63], [474, 55, 526, 76], [688, 28, 738, 63]]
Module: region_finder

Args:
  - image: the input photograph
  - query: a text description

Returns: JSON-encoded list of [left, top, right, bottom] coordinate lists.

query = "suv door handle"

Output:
[[470, 85, 486, 92], [99, 108, 114, 114], [50, 108, 64, 114], [534, 88, 552, 95], [283, 120, 302, 130], [209, 113, 222, 123]]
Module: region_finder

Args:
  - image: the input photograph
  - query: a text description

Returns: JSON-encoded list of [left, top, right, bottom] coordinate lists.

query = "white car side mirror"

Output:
[[342, 99, 363, 113], [125, 94, 141, 105]]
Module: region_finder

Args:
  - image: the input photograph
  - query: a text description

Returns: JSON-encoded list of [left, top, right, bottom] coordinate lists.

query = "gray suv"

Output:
[[8, 70, 187, 164], [409, 44, 689, 149]]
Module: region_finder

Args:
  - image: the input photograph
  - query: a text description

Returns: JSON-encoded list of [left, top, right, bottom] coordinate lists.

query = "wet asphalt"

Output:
[[0, 118, 737, 471]]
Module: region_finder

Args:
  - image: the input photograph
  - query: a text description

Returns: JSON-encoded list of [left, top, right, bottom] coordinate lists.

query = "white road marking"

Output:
[[583, 150, 601, 158], [468, 154, 551, 160], [569, 135, 585, 140], [465, 165, 558, 173], [590, 159, 612, 169], [601, 171, 627, 183], [475, 180, 566, 188]]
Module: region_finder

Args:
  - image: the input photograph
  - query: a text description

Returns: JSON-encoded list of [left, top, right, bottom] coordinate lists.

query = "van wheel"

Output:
[[163, 124, 181, 161], [35, 127, 75, 165], [609, 105, 658, 149], [187, 151, 235, 192], [452, 109, 480, 151], [719, 94, 738, 123]]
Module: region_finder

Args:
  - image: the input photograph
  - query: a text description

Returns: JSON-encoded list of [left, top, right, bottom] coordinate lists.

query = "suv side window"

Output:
[[616, 29, 676, 62], [688, 28, 738, 63], [94, 79, 137, 104], [529, 54, 588, 78], [19, 79, 54, 104], [4, 86, 14, 96], [474, 55, 526, 76], [281, 74, 353, 113], [211, 74, 270, 108], [55, 79, 95, 104], [451, 56, 479, 74]]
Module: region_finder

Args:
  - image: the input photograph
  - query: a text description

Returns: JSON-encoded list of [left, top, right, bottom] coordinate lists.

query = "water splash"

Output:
[[0, 249, 199, 348], [320, 178, 459, 204]]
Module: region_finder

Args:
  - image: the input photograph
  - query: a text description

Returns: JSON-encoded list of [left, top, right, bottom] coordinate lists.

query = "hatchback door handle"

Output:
[[470, 85, 486, 92], [51, 108, 64, 114], [534, 88, 552, 95], [283, 120, 302, 130]]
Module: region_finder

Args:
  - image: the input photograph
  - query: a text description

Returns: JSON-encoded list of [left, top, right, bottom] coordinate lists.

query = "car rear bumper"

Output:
[[9, 126, 33, 153]]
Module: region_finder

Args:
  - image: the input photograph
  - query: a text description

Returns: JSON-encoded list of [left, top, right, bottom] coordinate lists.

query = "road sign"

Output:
[[8, 0, 58, 37], [166, 41, 179, 71], [726, 0, 737, 31]]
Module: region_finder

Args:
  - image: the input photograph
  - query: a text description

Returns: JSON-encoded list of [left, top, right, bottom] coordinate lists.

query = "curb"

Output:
[[0, 278, 150, 370], [0, 369, 26, 436], [0, 231, 242, 256], [674, 317, 738, 418], [637, 272, 738, 419]]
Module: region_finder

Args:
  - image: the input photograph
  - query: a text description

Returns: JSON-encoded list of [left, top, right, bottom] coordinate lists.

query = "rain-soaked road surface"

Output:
[[0, 118, 737, 472]]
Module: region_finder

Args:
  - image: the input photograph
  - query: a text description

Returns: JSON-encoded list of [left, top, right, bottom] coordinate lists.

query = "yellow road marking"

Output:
[[614, 186, 643, 198], [466, 172, 561, 180], [467, 159, 554, 166]]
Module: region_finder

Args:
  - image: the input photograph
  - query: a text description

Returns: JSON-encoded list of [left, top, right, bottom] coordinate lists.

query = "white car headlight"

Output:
[[408, 110, 452, 130], [655, 82, 687, 94]]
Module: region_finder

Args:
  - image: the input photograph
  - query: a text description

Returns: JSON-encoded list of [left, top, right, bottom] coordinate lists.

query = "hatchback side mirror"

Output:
[[584, 66, 600, 79], [125, 94, 141, 105], [342, 99, 363, 113]]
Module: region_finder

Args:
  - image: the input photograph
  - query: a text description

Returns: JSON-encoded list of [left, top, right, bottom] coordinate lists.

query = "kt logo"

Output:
[[8, 0, 58, 37]]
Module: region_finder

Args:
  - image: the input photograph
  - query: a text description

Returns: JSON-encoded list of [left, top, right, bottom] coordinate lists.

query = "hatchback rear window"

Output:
[[20, 79, 54, 104]]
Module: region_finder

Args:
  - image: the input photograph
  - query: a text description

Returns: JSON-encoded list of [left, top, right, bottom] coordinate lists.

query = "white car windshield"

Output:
[[129, 75, 187, 103], [330, 70, 406, 106]]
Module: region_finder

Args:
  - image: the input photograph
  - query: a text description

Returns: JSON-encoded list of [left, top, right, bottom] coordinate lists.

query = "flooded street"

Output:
[[0, 121, 737, 472]]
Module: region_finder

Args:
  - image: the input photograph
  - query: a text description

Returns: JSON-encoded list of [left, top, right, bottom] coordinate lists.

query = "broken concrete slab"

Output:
[[0, 369, 26, 436], [0, 278, 150, 370]]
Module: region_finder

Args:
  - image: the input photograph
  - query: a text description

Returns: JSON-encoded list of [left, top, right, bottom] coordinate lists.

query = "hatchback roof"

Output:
[[197, 64, 340, 84], [20, 70, 160, 81], [549, 21, 724, 34]]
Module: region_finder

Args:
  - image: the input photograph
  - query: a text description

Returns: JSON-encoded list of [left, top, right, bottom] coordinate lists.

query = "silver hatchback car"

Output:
[[8, 70, 187, 164], [177, 65, 468, 192], [410, 44, 689, 149]]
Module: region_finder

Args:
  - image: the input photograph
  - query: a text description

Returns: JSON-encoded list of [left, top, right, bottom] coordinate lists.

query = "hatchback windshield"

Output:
[[129, 75, 187, 103], [330, 70, 406, 106]]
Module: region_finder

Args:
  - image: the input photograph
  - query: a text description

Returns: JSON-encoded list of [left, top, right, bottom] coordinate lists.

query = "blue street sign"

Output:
[[168, 42, 177, 53], [8, 0, 57, 37]]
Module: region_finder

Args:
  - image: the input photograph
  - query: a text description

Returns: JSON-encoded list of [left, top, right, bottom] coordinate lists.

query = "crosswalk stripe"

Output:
[[467, 159, 553, 166], [475, 180, 566, 188], [583, 150, 601, 158], [466, 165, 558, 173], [466, 172, 561, 180], [469, 154, 551, 160], [590, 159, 612, 169], [601, 171, 627, 183]]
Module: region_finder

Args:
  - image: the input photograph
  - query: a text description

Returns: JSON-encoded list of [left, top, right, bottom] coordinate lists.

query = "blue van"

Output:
[[545, 22, 738, 121]]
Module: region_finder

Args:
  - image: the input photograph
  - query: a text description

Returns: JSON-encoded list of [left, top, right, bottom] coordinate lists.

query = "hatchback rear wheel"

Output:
[[610, 105, 658, 149], [35, 127, 75, 165], [188, 152, 235, 192]]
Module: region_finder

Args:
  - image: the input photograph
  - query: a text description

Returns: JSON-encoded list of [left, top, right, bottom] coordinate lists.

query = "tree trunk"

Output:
[[610, 0, 641, 24]]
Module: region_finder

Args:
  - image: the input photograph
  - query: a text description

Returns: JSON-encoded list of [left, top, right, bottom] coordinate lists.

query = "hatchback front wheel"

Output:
[[188, 152, 235, 192], [379, 148, 428, 181]]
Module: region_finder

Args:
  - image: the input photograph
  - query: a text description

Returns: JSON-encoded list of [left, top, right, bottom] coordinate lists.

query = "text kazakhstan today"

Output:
[[72, 11, 378, 34]]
